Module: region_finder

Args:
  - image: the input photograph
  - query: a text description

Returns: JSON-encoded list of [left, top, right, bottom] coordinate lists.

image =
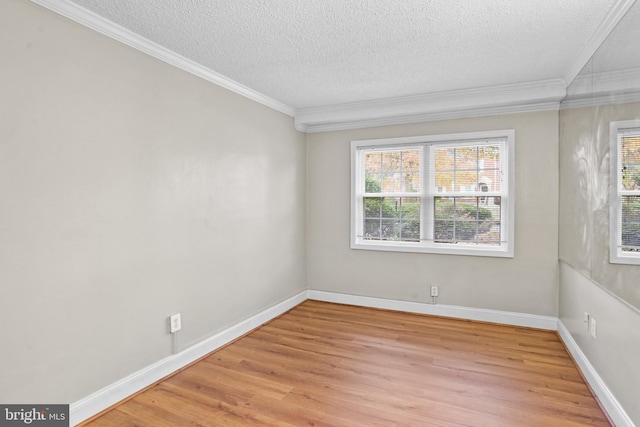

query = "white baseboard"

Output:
[[307, 290, 558, 330], [557, 321, 635, 427], [71, 290, 631, 427], [70, 291, 307, 426]]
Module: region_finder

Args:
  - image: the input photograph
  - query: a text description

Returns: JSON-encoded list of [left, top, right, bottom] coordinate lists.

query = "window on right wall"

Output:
[[610, 120, 640, 265]]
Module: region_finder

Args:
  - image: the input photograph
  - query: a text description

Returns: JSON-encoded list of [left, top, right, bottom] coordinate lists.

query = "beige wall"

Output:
[[0, 0, 306, 403], [307, 111, 559, 316], [559, 102, 640, 309], [558, 101, 640, 425], [559, 261, 640, 424]]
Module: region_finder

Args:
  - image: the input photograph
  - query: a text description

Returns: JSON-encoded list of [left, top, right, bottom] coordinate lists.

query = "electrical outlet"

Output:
[[170, 313, 182, 334], [430, 286, 439, 297], [589, 317, 597, 339], [584, 312, 589, 330]]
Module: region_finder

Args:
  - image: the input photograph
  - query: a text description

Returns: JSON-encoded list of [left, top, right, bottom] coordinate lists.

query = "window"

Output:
[[351, 130, 515, 257], [610, 120, 640, 265]]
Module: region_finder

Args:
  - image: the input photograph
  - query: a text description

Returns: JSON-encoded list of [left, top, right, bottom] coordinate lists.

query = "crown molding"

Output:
[[561, 67, 640, 109], [563, 0, 638, 86], [29, 0, 295, 117], [30, 0, 634, 133], [295, 79, 566, 133], [297, 102, 561, 133], [560, 91, 640, 110], [566, 67, 640, 98]]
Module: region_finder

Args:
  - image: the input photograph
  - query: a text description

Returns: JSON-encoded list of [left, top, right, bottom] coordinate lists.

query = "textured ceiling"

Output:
[[64, 0, 621, 111], [562, 0, 640, 108], [591, 1, 640, 72]]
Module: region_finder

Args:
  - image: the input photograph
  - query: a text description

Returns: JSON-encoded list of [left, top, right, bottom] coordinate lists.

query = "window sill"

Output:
[[351, 240, 514, 258], [610, 252, 640, 265]]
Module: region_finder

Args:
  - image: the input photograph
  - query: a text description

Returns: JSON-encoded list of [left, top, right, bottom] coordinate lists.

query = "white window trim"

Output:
[[610, 120, 640, 265], [350, 129, 515, 258]]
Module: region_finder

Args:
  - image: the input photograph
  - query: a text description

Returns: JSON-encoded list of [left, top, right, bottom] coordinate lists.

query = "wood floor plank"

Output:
[[81, 300, 611, 426]]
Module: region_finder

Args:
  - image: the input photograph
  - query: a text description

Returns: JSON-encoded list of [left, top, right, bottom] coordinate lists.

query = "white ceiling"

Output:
[[591, 1, 640, 73], [33, 0, 637, 131], [562, 1, 640, 109]]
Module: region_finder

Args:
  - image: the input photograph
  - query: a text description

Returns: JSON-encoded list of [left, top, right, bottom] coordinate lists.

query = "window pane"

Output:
[[433, 144, 502, 194], [479, 146, 502, 192], [381, 198, 398, 218], [381, 172, 402, 192], [362, 197, 420, 242], [434, 198, 456, 244], [364, 197, 395, 219], [478, 146, 501, 165], [456, 146, 478, 165], [434, 172, 452, 190], [479, 197, 501, 245], [402, 150, 420, 171], [364, 219, 381, 239], [434, 148, 455, 171], [365, 173, 382, 193], [621, 195, 640, 251], [382, 151, 402, 172], [434, 196, 501, 245], [434, 197, 455, 218], [622, 136, 640, 191], [364, 197, 382, 217], [401, 220, 420, 241], [366, 149, 422, 194], [434, 220, 454, 243], [479, 174, 501, 192], [434, 147, 454, 192], [403, 172, 420, 192], [364, 152, 382, 173], [381, 219, 399, 240], [454, 220, 480, 243], [401, 197, 420, 219], [456, 171, 477, 191]]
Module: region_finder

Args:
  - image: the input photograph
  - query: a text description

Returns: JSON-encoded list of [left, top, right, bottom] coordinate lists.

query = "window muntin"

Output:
[[351, 130, 515, 257], [611, 121, 640, 264]]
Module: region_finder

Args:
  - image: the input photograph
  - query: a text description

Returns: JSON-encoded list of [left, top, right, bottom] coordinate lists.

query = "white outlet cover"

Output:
[[589, 317, 597, 339], [170, 313, 182, 333]]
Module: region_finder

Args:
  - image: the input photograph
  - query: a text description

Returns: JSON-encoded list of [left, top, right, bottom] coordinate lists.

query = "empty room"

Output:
[[1, 0, 639, 426]]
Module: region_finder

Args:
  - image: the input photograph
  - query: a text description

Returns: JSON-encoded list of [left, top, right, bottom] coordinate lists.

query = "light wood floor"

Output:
[[83, 300, 611, 426]]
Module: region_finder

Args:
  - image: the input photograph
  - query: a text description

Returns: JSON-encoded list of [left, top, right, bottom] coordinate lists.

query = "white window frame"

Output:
[[610, 120, 640, 265], [350, 129, 515, 258]]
